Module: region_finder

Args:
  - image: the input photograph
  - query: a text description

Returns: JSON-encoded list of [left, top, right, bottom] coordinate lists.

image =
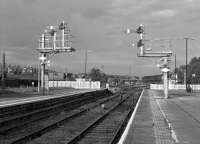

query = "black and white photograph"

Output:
[[1, 0, 200, 143]]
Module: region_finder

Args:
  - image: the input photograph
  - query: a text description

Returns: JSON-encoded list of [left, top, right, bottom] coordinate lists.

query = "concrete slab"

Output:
[[120, 89, 195, 144], [152, 90, 200, 144], [122, 90, 156, 144]]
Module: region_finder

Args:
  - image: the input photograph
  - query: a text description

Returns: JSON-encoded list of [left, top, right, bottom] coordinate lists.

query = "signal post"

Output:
[[126, 24, 172, 99], [37, 21, 75, 95]]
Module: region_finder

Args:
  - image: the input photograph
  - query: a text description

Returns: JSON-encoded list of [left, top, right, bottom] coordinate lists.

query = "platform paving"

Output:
[[152, 90, 200, 144], [122, 89, 200, 144]]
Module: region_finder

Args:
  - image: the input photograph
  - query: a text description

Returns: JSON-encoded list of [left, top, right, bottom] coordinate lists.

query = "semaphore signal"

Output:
[[36, 21, 76, 95], [125, 24, 173, 98]]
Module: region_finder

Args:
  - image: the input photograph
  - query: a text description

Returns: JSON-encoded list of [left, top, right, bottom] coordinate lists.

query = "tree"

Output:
[[189, 57, 198, 65], [14, 65, 22, 74], [175, 56, 200, 84], [89, 68, 102, 81], [176, 65, 185, 83], [89, 68, 107, 83]]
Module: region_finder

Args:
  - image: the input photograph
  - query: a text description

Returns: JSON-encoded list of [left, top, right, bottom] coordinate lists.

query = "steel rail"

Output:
[[66, 96, 131, 144], [0, 92, 110, 135], [5, 94, 118, 144]]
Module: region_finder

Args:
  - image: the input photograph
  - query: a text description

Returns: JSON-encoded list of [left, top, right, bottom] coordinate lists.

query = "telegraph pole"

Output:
[[1, 52, 5, 90], [184, 37, 194, 91], [174, 54, 177, 84], [84, 49, 87, 77], [185, 38, 188, 90]]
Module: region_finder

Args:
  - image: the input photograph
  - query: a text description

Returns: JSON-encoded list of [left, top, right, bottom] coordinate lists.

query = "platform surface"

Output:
[[121, 89, 200, 144], [0, 89, 95, 108]]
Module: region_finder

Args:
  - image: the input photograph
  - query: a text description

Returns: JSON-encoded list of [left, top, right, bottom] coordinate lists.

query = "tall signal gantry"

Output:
[[36, 21, 75, 95], [136, 24, 172, 57], [126, 24, 173, 98]]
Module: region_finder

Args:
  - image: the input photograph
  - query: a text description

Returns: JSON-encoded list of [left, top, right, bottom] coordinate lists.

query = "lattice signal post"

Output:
[[36, 21, 75, 95], [126, 24, 173, 99]]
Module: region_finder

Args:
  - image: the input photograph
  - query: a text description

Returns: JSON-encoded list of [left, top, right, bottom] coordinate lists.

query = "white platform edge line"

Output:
[[117, 89, 145, 144], [0, 90, 95, 108], [156, 100, 179, 143]]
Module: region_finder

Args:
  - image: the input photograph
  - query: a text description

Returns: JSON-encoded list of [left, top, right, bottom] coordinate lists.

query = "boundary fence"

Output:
[[49, 81, 100, 89], [150, 84, 200, 90]]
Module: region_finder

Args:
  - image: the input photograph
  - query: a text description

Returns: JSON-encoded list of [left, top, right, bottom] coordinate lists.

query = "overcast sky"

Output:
[[1, 0, 200, 76]]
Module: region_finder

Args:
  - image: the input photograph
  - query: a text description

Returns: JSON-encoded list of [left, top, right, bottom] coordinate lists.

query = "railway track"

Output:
[[27, 88, 142, 144], [0, 90, 113, 144], [0, 88, 142, 144], [0, 96, 92, 134], [14, 96, 120, 144], [67, 93, 138, 144], [0, 90, 109, 118]]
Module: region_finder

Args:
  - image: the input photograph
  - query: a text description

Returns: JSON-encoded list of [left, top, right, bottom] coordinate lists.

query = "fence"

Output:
[[150, 84, 200, 90], [49, 80, 101, 89]]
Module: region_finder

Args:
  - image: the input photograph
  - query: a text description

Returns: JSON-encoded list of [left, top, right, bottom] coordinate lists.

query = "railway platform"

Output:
[[119, 89, 200, 144], [0, 89, 96, 108]]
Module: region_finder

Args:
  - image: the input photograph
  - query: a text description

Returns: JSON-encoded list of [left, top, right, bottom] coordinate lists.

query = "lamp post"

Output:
[[84, 49, 92, 78], [162, 57, 170, 99], [37, 62, 40, 92], [40, 34, 46, 95], [1, 52, 5, 90]]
